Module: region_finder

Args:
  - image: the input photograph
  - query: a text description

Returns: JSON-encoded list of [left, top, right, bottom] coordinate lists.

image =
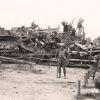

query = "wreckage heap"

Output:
[[0, 20, 99, 68]]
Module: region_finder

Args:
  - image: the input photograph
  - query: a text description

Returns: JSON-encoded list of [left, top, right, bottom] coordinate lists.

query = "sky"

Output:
[[0, 0, 100, 40]]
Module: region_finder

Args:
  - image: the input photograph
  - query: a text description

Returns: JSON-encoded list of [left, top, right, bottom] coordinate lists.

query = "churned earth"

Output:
[[0, 64, 99, 100]]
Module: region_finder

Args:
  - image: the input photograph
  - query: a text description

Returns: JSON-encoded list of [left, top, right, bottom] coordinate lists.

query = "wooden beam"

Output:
[[0, 56, 35, 65]]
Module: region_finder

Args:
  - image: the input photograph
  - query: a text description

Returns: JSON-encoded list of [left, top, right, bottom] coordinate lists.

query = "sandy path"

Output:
[[0, 65, 90, 100]]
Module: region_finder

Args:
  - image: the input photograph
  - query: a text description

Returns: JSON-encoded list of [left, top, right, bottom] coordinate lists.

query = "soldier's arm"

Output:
[[64, 49, 68, 58]]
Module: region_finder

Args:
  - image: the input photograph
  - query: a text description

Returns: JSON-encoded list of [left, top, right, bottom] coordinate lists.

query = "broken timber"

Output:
[[0, 56, 35, 65]]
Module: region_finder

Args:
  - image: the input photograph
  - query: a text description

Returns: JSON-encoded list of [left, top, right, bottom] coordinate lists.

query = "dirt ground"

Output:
[[0, 64, 99, 100]]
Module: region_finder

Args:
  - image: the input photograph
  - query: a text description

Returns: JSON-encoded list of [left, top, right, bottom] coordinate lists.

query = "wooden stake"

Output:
[[77, 80, 81, 96]]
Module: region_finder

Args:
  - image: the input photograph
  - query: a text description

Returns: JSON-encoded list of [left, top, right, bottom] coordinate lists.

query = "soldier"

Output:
[[56, 46, 68, 79]]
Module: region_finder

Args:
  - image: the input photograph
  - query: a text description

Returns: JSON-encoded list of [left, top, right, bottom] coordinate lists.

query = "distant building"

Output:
[[11, 27, 28, 36], [37, 26, 60, 34]]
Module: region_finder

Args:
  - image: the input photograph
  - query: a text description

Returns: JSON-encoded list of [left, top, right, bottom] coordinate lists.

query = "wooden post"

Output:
[[77, 80, 81, 96]]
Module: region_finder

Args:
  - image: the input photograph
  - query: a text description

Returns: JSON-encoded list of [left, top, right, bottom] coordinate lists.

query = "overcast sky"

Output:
[[0, 0, 100, 40]]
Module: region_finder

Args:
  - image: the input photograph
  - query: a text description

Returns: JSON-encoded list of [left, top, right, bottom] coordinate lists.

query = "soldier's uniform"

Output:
[[56, 47, 68, 78]]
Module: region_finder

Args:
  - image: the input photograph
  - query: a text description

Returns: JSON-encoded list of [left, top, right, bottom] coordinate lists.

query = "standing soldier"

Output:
[[56, 46, 68, 79]]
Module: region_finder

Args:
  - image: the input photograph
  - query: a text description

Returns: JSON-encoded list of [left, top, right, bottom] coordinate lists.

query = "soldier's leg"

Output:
[[57, 62, 61, 78], [63, 67, 66, 78], [92, 70, 96, 79], [63, 61, 66, 78], [59, 64, 61, 78], [57, 66, 59, 77]]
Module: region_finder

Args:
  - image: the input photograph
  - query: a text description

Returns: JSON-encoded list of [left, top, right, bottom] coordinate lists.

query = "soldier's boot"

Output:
[[64, 74, 67, 79], [57, 73, 61, 78]]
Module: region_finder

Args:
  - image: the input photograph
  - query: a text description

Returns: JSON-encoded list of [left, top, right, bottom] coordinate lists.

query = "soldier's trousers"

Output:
[[58, 58, 66, 77]]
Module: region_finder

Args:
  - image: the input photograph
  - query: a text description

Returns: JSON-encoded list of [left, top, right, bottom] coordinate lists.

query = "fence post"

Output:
[[77, 80, 81, 96]]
